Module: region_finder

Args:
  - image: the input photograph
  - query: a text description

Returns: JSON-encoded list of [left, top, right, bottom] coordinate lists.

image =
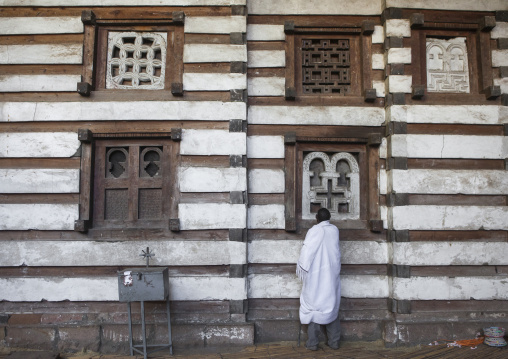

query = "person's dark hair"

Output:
[[316, 208, 331, 222]]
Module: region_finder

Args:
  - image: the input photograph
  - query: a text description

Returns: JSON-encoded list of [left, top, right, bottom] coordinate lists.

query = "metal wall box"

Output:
[[118, 267, 169, 302]]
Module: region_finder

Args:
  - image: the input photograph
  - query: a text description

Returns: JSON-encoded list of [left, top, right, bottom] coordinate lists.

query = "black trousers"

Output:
[[306, 315, 341, 348]]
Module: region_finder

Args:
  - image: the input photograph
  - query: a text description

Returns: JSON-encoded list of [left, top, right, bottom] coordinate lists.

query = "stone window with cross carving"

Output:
[[302, 151, 360, 221], [92, 138, 176, 229], [284, 137, 382, 232]]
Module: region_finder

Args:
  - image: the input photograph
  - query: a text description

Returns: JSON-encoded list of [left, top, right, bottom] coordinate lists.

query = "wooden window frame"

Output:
[[407, 10, 497, 102], [284, 18, 377, 103], [81, 10, 184, 95], [75, 130, 181, 233], [284, 134, 382, 233]]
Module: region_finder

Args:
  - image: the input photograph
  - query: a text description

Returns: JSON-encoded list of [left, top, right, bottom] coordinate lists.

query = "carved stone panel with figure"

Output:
[[426, 37, 470, 93]]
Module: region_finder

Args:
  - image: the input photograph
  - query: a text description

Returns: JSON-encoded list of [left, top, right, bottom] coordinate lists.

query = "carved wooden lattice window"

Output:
[[93, 138, 173, 228], [284, 19, 377, 102], [106, 32, 167, 90], [426, 37, 470, 93], [302, 151, 360, 220], [302, 39, 351, 95]]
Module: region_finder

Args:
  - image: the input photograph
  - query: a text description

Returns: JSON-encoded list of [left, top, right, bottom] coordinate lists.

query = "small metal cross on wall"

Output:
[[140, 247, 155, 268]]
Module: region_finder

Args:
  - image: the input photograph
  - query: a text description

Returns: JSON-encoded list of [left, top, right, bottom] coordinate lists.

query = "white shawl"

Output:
[[297, 220, 341, 325]]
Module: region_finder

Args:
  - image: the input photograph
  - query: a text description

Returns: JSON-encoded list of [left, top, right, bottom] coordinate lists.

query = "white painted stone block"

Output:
[[0, 0, 247, 5], [388, 105, 505, 125], [387, 48, 411, 64], [0, 277, 247, 302], [185, 16, 246, 34], [379, 137, 388, 158], [391, 205, 508, 230], [371, 54, 385, 70], [1, 240, 247, 267], [380, 206, 388, 229], [386, 0, 508, 12], [248, 50, 285, 68], [248, 169, 284, 193], [248, 240, 389, 265], [494, 78, 508, 94], [0, 101, 246, 122], [180, 129, 246, 155], [372, 80, 386, 97], [248, 274, 301, 298], [387, 75, 412, 93], [247, 0, 383, 15], [246, 24, 285, 41], [393, 242, 508, 266], [179, 203, 246, 230], [0, 204, 78, 230], [388, 134, 407, 157], [0, 277, 118, 302], [379, 169, 387, 195], [389, 134, 508, 159], [248, 204, 285, 229], [0, 17, 83, 34], [342, 275, 389, 298], [393, 277, 508, 301], [248, 240, 301, 264], [491, 22, 508, 39], [248, 77, 285, 96], [180, 167, 246, 192], [184, 44, 247, 63], [170, 277, 247, 301], [183, 73, 246, 91], [385, 19, 411, 37], [249, 106, 385, 126], [391, 169, 508, 195], [0, 44, 82, 64], [0, 169, 79, 193], [0, 132, 80, 157], [247, 135, 284, 158], [0, 74, 81, 92], [248, 274, 389, 298], [492, 50, 508, 67], [372, 25, 384, 44]]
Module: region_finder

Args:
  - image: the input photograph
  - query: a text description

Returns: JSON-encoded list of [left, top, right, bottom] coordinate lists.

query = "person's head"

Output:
[[316, 208, 331, 223]]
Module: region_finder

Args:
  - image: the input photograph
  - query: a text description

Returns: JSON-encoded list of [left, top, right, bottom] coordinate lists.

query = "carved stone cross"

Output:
[[314, 179, 349, 212], [140, 247, 155, 268]]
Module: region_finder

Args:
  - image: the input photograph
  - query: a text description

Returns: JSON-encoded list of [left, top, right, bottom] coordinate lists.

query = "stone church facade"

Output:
[[0, 0, 507, 352]]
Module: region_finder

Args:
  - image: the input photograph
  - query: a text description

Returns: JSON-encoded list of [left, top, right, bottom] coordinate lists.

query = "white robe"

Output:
[[297, 220, 341, 325]]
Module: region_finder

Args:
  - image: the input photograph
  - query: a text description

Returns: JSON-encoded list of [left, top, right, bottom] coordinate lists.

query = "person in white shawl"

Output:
[[297, 208, 341, 350]]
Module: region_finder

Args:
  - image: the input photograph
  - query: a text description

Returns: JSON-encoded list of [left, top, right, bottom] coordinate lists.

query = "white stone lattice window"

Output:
[[106, 32, 167, 90], [426, 37, 470, 93], [302, 151, 360, 221]]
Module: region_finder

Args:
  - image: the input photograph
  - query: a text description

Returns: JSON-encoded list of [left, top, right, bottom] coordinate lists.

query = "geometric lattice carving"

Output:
[[302, 39, 351, 95], [139, 189, 162, 219], [106, 148, 129, 178], [106, 32, 167, 89], [302, 152, 360, 220], [426, 37, 470, 93], [140, 147, 162, 178], [105, 189, 129, 220]]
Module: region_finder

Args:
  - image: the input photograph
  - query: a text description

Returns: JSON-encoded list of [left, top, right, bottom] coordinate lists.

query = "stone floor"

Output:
[[1, 340, 507, 359]]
